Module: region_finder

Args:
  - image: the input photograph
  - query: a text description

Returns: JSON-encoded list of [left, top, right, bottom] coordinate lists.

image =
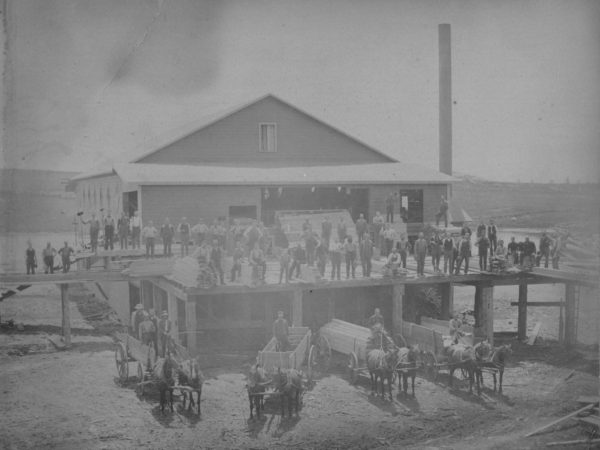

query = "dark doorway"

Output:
[[399, 189, 423, 224], [123, 191, 138, 217]]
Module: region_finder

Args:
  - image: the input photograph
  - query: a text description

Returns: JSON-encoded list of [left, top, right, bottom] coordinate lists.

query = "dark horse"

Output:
[[273, 368, 303, 418], [246, 363, 269, 419], [395, 346, 420, 397], [177, 357, 204, 414], [474, 342, 512, 394], [444, 343, 480, 395], [154, 355, 178, 413], [367, 348, 399, 400]]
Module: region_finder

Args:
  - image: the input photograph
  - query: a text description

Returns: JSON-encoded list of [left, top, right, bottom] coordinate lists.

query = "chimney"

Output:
[[439, 24, 452, 176]]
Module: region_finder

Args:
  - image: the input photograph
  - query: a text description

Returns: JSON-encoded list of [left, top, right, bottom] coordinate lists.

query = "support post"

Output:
[[292, 289, 303, 327], [474, 285, 494, 345], [61, 284, 71, 348], [167, 291, 179, 345], [440, 283, 454, 319], [185, 300, 197, 356], [392, 284, 404, 339], [564, 283, 577, 347], [518, 284, 528, 341]]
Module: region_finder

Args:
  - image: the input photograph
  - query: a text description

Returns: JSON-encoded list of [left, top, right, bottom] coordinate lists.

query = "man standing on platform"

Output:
[[344, 236, 357, 279], [487, 220, 498, 255], [141, 220, 158, 259], [385, 192, 395, 223], [442, 231, 455, 274], [382, 223, 396, 258], [455, 234, 472, 274], [329, 239, 343, 281], [160, 218, 175, 257], [476, 220, 487, 240], [371, 211, 384, 250], [315, 239, 329, 277], [81, 213, 101, 253], [397, 234, 410, 269], [355, 213, 368, 242], [337, 218, 347, 243], [508, 236, 519, 265], [42, 242, 57, 274], [118, 212, 129, 250], [130, 210, 141, 249], [360, 234, 374, 277], [414, 232, 428, 276], [230, 241, 244, 282], [103, 211, 115, 251], [477, 234, 490, 271], [321, 216, 332, 249], [158, 311, 172, 357], [435, 195, 449, 228], [279, 247, 291, 284], [289, 243, 306, 280], [58, 241, 74, 273], [178, 217, 191, 257], [25, 241, 37, 275], [210, 238, 225, 285], [273, 311, 289, 351], [539, 232, 552, 268]]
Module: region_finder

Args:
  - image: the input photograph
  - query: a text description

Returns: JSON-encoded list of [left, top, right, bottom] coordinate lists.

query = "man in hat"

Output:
[[141, 220, 159, 259], [161, 217, 175, 257], [81, 213, 101, 253], [130, 303, 146, 339], [103, 211, 116, 251], [366, 308, 384, 329], [178, 217, 191, 257], [130, 210, 142, 249], [414, 232, 428, 276], [272, 311, 289, 351], [58, 241, 75, 273], [449, 313, 465, 345], [139, 311, 156, 347], [158, 310, 172, 357]]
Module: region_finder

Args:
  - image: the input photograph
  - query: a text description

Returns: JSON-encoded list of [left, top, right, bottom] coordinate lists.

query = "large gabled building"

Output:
[[69, 94, 454, 236]]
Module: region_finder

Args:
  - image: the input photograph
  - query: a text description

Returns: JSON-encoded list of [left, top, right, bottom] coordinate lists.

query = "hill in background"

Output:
[[1, 169, 598, 235]]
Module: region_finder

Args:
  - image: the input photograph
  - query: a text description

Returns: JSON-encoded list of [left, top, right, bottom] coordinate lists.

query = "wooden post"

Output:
[[440, 283, 454, 319], [474, 284, 494, 345], [167, 291, 179, 345], [292, 289, 303, 327], [517, 284, 528, 341], [564, 283, 577, 347], [61, 284, 71, 348], [392, 283, 404, 338], [185, 300, 197, 356]]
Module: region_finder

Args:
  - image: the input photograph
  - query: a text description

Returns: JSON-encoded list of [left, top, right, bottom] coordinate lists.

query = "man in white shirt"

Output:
[[130, 211, 142, 249]]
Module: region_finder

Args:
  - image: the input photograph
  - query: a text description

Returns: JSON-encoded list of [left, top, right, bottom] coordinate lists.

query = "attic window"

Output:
[[259, 123, 277, 153]]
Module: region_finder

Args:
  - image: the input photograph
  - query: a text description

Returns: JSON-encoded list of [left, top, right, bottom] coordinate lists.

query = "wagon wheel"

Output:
[[422, 351, 438, 381], [115, 342, 129, 383], [348, 352, 359, 385]]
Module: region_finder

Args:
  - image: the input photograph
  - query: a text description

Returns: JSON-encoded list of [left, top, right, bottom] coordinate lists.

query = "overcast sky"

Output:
[[3, 0, 599, 182]]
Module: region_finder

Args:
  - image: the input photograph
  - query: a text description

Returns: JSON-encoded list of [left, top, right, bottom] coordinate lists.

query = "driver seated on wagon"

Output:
[[367, 323, 395, 352], [446, 312, 471, 347]]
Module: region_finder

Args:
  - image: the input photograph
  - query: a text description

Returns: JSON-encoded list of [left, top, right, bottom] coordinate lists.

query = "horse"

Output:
[[177, 357, 204, 414], [152, 354, 178, 413], [246, 363, 269, 419], [475, 343, 512, 394], [395, 346, 420, 397], [366, 347, 399, 400], [273, 368, 303, 418], [443, 343, 480, 395]]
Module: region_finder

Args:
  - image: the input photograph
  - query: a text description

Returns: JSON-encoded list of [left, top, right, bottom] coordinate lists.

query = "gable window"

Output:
[[259, 123, 277, 153]]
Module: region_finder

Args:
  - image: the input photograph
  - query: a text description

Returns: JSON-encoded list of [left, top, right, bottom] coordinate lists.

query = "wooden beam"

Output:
[[292, 288, 303, 327], [60, 284, 71, 348], [518, 284, 528, 341], [392, 284, 404, 338], [474, 285, 494, 345], [564, 283, 578, 347], [525, 403, 596, 437], [185, 301, 197, 356], [511, 301, 565, 307]]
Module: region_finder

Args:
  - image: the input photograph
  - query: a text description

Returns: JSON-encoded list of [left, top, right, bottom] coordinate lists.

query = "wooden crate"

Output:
[[258, 327, 311, 371]]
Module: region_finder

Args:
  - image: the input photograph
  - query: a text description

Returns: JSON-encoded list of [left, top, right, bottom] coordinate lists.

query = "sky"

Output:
[[2, 0, 599, 182]]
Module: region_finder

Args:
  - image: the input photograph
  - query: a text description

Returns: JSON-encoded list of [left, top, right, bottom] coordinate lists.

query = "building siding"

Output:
[[75, 174, 123, 217], [141, 185, 261, 226], [138, 96, 394, 167]]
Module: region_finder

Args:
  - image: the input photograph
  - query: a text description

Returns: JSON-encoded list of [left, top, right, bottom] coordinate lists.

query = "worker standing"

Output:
[[273, 311, 289, 351], [414, 232, 428, 276], [141, 220, 159, 259], [158, 310, 172, 357]]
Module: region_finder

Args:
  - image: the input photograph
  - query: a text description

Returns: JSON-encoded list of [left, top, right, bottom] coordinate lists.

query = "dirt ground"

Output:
[[0, 288, 599, 450]]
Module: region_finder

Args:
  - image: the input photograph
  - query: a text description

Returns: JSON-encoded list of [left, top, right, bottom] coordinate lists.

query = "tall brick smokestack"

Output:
[[439, 24, 452, 176]]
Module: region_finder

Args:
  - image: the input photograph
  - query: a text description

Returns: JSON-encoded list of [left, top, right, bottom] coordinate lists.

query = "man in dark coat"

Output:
[[58, 241, 74, 273], [273, 311, 289, 351], [360, 235, 374, 277], [321, 216, 332, 249], [160, 218, 175, 257], [414, 232, 428, 276], [539, 232, 552, 268], [487, 220, 498, 255], [477, 235, 490, 271], [455, 234, 472, 275], [355, 213, 368, 242]]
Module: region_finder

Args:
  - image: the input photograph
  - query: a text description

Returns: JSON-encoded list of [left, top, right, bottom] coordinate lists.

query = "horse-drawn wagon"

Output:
[[114, 330, 203, 414]]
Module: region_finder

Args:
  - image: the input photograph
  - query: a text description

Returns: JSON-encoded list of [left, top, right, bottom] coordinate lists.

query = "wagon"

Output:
[[402, 317, 474, 381], [319, 319, 408, 384], [114, 330, 157, 384], [258, 326, 312, 377]]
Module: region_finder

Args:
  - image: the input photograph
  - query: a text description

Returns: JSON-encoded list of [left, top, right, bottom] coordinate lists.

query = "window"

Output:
[[259, 123, 277, 152]]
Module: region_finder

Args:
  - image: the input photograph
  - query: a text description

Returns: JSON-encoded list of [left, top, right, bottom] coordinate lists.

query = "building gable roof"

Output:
[[131, 93, 397, 165]]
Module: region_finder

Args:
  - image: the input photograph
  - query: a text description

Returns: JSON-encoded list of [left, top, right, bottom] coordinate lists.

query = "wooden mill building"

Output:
[[67, 94, 458, 352]]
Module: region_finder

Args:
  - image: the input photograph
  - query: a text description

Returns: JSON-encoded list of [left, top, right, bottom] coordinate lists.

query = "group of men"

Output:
[[130, 304, 172, 357], [25, 241, 75, 275]]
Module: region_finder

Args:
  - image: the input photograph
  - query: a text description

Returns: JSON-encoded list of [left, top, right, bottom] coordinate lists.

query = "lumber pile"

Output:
[[320, 319, 371, 361], [171, 257, 201, 288]]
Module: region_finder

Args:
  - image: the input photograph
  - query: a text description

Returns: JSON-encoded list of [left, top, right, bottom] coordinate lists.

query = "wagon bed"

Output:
[[257, 326, 311, 373]]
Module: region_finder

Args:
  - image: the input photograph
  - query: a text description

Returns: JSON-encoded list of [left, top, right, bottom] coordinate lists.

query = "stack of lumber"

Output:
[[320, 319, 371, 361], [277, 210, 357, 246], [171, 257, 201, 288], [489, 256, 507, 273], [123, 259, 175, 278]]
